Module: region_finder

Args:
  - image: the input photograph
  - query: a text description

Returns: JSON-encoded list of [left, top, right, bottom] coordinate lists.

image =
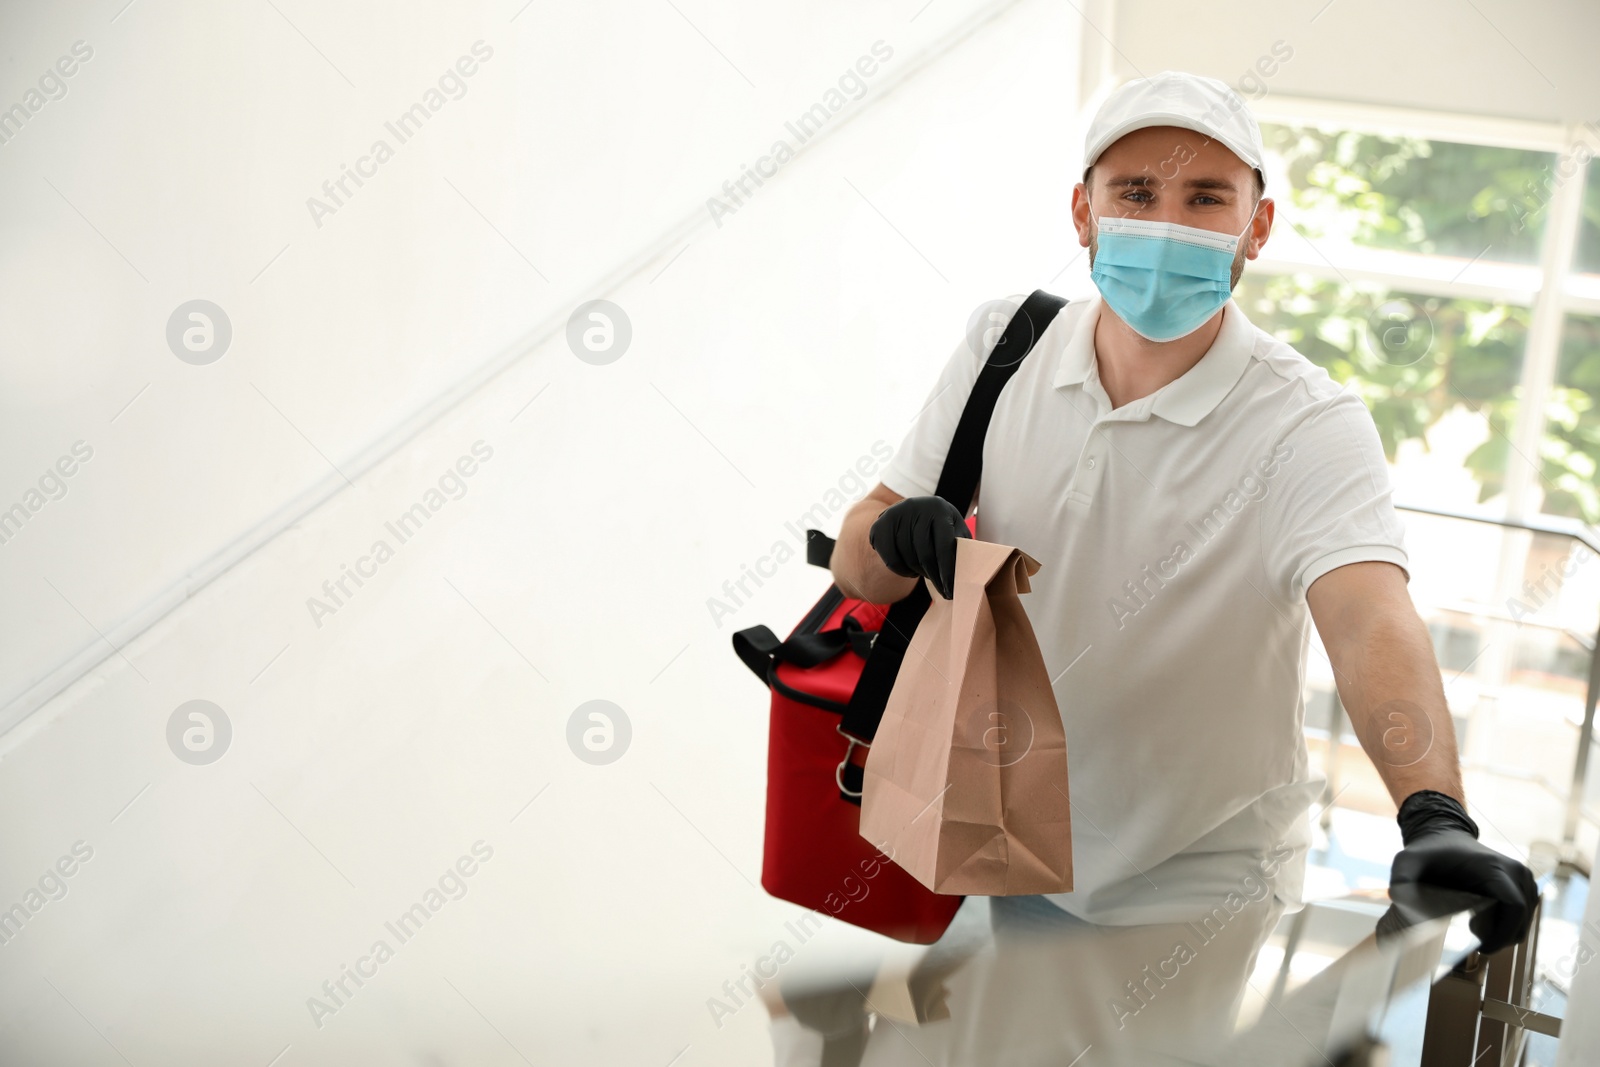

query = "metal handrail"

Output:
[[1395, 502, 1600, 850], [1427, 597, 1594, 651], [1396, 502, 1600, 555]]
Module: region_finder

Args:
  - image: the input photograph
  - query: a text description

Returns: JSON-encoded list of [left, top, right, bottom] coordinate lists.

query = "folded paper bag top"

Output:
[[859, 536, 1073, 896]]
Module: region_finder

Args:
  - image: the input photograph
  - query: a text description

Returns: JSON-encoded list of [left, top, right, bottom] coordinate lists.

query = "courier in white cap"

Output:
[[840, 67, 1541, 957]]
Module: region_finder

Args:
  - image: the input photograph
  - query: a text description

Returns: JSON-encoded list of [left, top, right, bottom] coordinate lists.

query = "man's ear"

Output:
[[1245, 196, 1275, 259], [1071, 182, 1093, 248]]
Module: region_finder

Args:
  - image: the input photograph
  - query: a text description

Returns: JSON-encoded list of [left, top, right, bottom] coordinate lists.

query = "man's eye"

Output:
[[1193, 195, 1221, 205], [1125, 190, 1151, 202]]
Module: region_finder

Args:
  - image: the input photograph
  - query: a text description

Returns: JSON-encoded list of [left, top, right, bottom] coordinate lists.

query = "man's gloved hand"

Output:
[[868, 496, 970, 600], [1389, 789, 1539, 956]]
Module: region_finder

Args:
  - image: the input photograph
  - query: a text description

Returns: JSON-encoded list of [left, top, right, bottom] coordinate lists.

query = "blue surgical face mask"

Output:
[[1088, 211, 1254, 343]]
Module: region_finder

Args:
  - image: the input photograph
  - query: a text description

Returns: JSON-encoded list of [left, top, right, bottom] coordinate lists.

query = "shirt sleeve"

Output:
[[1259, 387, 1411, 602], [877, 293, 1028, 504]]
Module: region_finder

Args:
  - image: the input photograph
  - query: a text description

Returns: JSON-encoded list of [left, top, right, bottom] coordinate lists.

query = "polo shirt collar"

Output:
[[1053, 296, 1255, 426]]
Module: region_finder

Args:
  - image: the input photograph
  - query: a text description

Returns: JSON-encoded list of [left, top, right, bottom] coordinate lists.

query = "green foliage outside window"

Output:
[[1235, 123, 1598, 523]]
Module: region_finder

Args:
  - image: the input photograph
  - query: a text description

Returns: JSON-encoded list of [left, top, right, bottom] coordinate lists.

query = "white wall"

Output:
[[0, 0, 1029, 732]]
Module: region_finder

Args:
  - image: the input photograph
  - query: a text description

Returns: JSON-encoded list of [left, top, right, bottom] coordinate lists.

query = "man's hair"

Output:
[[1084, 164, 1265, 201]]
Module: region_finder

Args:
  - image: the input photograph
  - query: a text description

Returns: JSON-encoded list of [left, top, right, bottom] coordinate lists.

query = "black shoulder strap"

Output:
[[839, 289, 1068, 752]]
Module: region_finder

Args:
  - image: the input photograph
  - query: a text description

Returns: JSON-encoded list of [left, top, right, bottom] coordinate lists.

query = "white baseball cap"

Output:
[[1082, 70, 1265, 187]]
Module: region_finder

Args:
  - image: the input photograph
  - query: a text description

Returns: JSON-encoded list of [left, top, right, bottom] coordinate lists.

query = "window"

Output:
[[1258, 124, 1554, 264], [1239, 118, 1586, 521]]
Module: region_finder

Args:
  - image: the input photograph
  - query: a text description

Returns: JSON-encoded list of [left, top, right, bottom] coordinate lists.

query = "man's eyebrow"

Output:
[[1102, 175, 1241, 192]]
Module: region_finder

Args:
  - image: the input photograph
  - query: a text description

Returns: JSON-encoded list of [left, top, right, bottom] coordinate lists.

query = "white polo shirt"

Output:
[[877, 294, 1411, 925]]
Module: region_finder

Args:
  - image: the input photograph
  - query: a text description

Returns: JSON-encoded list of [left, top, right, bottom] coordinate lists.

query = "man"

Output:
[[829, 71, 1538, 954]]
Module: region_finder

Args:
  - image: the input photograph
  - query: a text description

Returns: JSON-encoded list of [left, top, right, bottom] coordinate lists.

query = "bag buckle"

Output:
[[835, 726, 868, 798]]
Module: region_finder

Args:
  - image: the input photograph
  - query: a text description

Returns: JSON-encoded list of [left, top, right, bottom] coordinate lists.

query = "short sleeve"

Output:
[[1259, 388, 1411, 602], [878, 293, 1028, 503]]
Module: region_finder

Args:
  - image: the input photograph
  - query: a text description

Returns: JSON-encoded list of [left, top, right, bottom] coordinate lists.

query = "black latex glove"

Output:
[[1389, 789, 1539, 956], [867, 495, 970, 600]]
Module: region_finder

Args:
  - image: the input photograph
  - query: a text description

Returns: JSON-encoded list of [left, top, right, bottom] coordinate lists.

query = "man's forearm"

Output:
[[1331, 608, 1466, 807], [831, 497, 919, 604]]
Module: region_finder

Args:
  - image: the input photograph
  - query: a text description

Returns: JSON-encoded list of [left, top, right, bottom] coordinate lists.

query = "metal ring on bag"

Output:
[[835, 727, 867, 798]]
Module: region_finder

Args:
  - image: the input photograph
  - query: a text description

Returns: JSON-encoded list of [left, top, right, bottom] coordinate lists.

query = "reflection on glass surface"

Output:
[[760, 885, 1490, 1067]]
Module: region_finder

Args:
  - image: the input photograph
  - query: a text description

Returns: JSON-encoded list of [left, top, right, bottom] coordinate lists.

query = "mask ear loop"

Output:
[[1233, 180, 1267, 253], [1221, 213, 1251, 260]]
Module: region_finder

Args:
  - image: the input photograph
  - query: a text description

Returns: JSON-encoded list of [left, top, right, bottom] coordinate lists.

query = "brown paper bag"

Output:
[[859, 537, 1072, 896]]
